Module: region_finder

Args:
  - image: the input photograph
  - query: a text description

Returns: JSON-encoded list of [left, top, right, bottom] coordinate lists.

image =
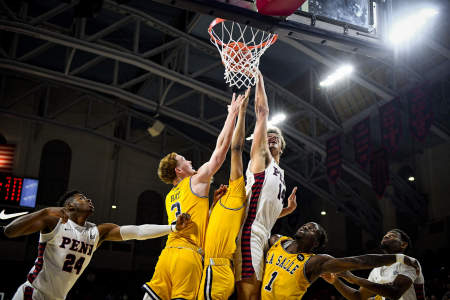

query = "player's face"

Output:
[[380, 231, 404, 253], [175, 155, 196, 175], [268, 133, 282, 156], [73, 194, 95, 214], [294, 222, 320, 243]]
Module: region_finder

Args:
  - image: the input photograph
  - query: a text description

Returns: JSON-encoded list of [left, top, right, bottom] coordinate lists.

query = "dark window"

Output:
[[134, 190, 164, 257], [0, 134, 6, 144], [38, 140, 71, 205]]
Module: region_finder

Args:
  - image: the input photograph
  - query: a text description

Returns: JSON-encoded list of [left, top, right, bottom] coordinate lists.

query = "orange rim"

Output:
[[208, 18, 278, 50]]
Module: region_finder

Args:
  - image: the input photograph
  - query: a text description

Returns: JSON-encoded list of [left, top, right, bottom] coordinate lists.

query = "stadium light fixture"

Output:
[[112, 205, 117, 209], [321, 210, 327, 216], [389, 8, 438, 45], [247, 113, 286, 140], [268, 113, 286, 126], [319, 65, 354, 87], [408, 176, 415, 182]]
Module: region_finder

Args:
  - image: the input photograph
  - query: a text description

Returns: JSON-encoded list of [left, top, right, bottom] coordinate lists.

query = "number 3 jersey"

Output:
[[261, 236, 314, 300], [165, 176, 209, 250], [26, 218, 99, 299]]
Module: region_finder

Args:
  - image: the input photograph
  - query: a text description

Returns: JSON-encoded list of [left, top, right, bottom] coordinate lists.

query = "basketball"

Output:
[[222, 42, 254, 74]]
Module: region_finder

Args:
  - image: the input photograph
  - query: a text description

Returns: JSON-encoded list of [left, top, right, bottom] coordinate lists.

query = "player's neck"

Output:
[[289, 240, 312, 254], [172, 176, 185, 186], [69, 214, 88, 226]]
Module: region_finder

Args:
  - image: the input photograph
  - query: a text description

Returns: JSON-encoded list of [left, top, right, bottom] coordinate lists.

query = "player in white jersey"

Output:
[[322, 229, 426, 300], [3, 190, 191, 300], [235, 71, 298, 300]]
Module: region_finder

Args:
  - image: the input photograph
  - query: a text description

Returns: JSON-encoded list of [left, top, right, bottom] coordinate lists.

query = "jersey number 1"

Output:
[[264, 271, 278, 292]]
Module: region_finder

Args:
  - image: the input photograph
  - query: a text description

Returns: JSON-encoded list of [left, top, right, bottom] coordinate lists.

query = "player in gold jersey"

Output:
[[261, 222, 420, 300], [198, 89, 250, 300], [142, 93, 245, 300]]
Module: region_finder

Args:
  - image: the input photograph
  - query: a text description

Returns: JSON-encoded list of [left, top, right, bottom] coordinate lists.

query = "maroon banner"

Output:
[[352, 117, 370, 170], [409, 87, 433, 141], [379, 99, 402, 153], [326, 135, 341, 184], [370, 148, 389, 199]]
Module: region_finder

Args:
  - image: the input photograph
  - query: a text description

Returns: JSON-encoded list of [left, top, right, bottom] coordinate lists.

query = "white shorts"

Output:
[[234, 226, 269, 281], [12, 282, 50, 300]]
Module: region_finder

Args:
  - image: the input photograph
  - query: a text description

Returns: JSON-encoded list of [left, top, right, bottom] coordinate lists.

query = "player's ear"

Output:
[[400, 240, 408, 251]]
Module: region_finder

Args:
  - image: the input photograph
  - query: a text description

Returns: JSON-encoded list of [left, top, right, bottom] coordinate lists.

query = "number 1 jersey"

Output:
[[27, 219, 99, 299]]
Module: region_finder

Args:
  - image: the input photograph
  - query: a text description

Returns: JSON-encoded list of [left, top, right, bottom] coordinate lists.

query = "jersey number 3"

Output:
[[171, 202, 181, 225], [264, 271, 278, 292], [62, 254, 85, 275]]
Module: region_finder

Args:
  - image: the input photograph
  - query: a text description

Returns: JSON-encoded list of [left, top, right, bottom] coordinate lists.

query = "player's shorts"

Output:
[[12, 282, 46, 300], [198, 258, 235, 300], [142, 242, 203, 300], [234, 223, 269, 281]]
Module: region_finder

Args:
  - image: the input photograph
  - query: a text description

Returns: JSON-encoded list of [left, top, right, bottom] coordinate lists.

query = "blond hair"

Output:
[[158, 152, 178, 184], [267, 126, 286, 152]]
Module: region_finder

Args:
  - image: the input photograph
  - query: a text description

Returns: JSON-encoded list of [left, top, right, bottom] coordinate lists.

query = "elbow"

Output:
[[3, 225, 17, 238]]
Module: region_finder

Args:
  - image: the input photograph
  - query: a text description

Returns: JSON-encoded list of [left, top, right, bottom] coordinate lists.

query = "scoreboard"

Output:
[[0, 174, 39, 208]]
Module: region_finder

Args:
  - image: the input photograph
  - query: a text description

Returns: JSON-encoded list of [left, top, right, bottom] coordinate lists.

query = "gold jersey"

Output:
[[261, 236, 314, 300], [165, 176, 209, 250], [204, 176, 246, 260]]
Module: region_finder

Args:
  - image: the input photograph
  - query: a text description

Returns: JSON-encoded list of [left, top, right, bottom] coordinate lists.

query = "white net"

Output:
[[208, 18, 278, 89]]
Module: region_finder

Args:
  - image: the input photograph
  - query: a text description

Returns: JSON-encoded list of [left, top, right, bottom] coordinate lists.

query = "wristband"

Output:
[[396, 254, 405, 264], [171, 224, 178, 232]]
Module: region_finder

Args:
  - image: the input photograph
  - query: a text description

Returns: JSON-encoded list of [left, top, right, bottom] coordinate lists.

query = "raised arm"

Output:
[[4, 207, 68, 237], [250, 72, 270, 173], [98, 213, 192, 244], [230, 88, 250, 181], [307, 253, 417, 283], [193, 93, 243, 185]]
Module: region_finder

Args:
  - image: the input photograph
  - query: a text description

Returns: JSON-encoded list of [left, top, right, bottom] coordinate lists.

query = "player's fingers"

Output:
[[291, 186, 298, 195]]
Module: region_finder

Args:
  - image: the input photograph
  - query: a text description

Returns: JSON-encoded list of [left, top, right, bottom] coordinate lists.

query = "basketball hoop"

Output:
[[208, 18, 278, 89]]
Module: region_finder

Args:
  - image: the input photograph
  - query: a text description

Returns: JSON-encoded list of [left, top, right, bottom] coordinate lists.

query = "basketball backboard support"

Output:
[[149, 0, 388, 59]]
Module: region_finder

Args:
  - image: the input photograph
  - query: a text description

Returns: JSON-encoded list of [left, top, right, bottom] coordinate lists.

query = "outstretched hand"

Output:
[[175, 213, 192, 231], [287, 186, 298, 212], [228, 93, 245, 115], [46, 207, 70, 224], [212, 184, 228, 208]]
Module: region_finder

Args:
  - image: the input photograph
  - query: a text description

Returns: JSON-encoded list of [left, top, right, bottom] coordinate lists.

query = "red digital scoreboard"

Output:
[[0, 174, 38, 208], [0, 175, 23, 204]]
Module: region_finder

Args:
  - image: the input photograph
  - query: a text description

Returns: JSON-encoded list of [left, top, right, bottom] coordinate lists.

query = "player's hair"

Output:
[[389, 228, 412, 253], [59, 190, 84, 207], [267, 126, 286, 152], [314, 223, 328, 252], [158, 152, 178, 184]]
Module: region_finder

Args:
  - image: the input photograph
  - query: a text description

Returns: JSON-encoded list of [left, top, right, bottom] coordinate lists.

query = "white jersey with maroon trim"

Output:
[[245, 158, 286, 238], [235, 158, 286, 281], [24, 218, 99, 299]]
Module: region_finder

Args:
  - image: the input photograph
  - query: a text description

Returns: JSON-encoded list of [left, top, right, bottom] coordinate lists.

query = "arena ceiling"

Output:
[[0, 0, 449, 236]]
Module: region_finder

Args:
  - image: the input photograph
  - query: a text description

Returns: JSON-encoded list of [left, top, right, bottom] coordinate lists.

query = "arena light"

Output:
[[268, 113, 286, 126], [246, 113, 286, 140], [408, 176, 415, 182], [112, 205, 117, 209], [319, 65, 354, 87], [389, 8, 438, 45], [321, 210, 327, 216]]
